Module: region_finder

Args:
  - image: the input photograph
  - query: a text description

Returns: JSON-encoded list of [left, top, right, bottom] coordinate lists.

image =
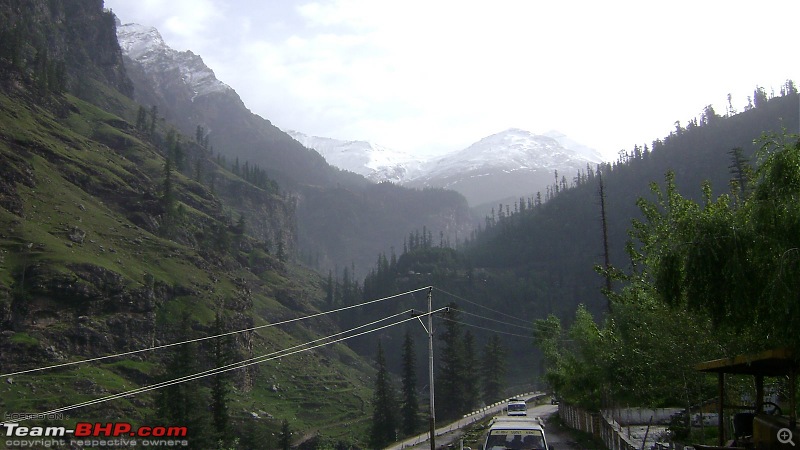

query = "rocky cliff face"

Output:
[[116, 23, 230, 101], [0, 0, 133, 97]]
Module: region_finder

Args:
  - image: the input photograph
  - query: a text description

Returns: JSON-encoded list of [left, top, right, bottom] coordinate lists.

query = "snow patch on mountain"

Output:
[[116, 23, 231, 100], [285, 128, 602, 196], [286, 130, 422, 183], [410, 128, 595, 182], [542, 130, 604, 162]]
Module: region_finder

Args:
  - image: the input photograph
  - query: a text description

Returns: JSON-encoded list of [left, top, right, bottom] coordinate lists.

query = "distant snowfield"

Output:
[[287, 128, 604, 206], [288, 128, 602, 183]]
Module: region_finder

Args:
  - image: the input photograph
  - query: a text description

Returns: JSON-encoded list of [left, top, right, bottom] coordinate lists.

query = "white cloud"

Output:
[[105, 0, 799, 160]]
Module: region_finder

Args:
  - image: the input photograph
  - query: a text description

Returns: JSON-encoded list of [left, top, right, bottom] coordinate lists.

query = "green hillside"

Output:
[[0, 1, 380, 447]]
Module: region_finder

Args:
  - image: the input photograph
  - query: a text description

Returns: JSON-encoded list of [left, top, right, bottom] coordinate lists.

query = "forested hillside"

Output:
[[467, 88, 799, 318], [0, 2, 381, 447], [348, 88, 800, 424]]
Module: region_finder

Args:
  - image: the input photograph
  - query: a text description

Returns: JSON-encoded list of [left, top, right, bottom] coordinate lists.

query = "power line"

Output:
[[1, 286, 432, 379], [456, 309, 537, 332], [433, 289, 564, 334], [432, 287, 532, 326], [8, 307, 448, 423], [434, 315, 534, 339], [435, 305, 570, 338]]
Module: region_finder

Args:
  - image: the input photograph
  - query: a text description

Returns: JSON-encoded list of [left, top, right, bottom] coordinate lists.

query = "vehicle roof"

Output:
[[489, 418, 545, 431]]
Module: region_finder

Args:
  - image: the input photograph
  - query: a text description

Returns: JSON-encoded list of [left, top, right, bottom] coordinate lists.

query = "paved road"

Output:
[[389, 401, 581, 450]]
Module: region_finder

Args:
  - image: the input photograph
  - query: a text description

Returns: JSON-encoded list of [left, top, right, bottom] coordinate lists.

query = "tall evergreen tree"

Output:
[[727, 147, 752, 198], [279, 419, 291, 450], [160, 156, 175, 237], [156, 314, 212, 446], [435, 303, 467, 420], [480, 334, 507, 404], [369, 341, 398, 449], [400, 330, 419, 436], [277, 238, 286, 262], [149, 105, 158, 135], [211, 312, 234, 447], [325, 270, 334, 307], [462, 330, 479, 412], [135, 106, 148, 131]]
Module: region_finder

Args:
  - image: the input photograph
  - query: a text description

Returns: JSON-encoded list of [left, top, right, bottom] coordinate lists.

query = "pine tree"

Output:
[[136, 106, 148, 131], [211, 312, 234, 447], [173, 138, 185, 172], [369, 341, 398, 448], [326, 270, 334, 307], [279, 419, 291, 450], [728, 147, 752, 198], [400, 330, 419, 436], [277, 238, 286, 262], [480, 334, 507, 404], [160, 156, 175, 237], [462, 330, 479, 412], [156, 314, 213, 446], [436, 303, 467, 420], [149, 105, 158, 135], [196, 125, 205, 146]]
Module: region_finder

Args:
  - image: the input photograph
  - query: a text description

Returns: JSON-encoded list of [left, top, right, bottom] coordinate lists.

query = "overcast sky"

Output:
[[104, 0, 799, 161]]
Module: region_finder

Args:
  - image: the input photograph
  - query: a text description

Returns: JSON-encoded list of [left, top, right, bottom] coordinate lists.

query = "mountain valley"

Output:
[[0, 2, 798, 449]]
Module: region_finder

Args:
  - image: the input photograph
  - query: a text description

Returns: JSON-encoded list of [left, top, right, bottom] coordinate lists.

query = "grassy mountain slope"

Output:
[[0, 85, 375, 445], [0, 1, 379, 446]]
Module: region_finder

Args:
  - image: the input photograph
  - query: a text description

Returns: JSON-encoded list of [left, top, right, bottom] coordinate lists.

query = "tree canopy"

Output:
[[536, 132, 800, 410]]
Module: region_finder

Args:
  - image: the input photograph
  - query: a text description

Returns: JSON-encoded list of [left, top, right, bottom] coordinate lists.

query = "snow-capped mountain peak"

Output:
[[403, 128, 602, 206], [416, 128, 594, 179], [286, 127, 601, 205], [286, 130, 421, 183], [117, 23, 231, 100]]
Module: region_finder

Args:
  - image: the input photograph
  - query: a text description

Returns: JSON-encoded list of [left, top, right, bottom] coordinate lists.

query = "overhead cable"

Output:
[[434, 315, 535, 339], [432, 287, 532, 326], [456, 309, 537, 332], [1, 285, 432, 378], [8, 307, 447, 423]]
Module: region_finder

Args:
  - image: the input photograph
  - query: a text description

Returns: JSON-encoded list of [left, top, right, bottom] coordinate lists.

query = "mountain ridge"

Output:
[[288, 127, 604, 206], [115, 20, 474, 277], [117, 22, 232, 101], [406, 128, 602, 205], [285, 129, 421, 183]]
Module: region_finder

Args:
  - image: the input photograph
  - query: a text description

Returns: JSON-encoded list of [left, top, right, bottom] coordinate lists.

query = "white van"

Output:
[[482, 417, 550, 450], [507, 399, 527, 416]]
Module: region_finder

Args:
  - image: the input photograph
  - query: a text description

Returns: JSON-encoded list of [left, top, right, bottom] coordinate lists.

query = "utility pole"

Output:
[[427, 287, 436, 450], [410, 288, 438, 450]]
